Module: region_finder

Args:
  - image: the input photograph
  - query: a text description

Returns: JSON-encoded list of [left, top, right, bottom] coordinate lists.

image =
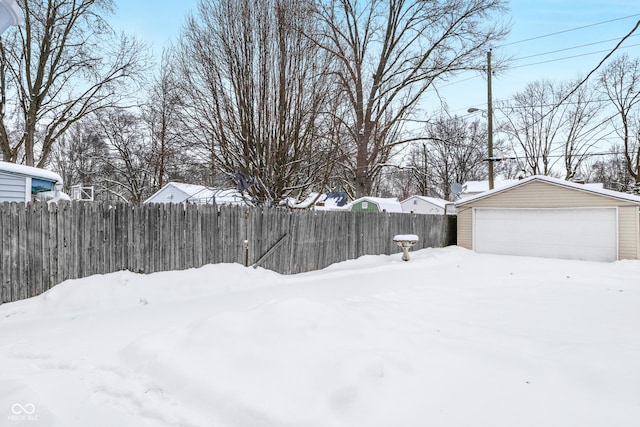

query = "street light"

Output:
[[0, 0, 23, 35]]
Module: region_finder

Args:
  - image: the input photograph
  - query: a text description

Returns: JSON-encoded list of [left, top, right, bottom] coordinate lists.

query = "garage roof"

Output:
[[455, 175, 640, 206]]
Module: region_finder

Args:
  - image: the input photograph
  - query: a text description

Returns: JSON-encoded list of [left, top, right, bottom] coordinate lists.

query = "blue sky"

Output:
[[110, 0, 640, 115], [439, 1, 640, 115], [111, 0, 198, 49]]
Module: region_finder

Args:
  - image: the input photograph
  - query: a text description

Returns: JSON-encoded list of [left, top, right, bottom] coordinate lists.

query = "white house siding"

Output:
[[400, 196, 447, 215], [145, 185, 191, 204], [0, 171, 28, 202], [456, 179, 640, 260]]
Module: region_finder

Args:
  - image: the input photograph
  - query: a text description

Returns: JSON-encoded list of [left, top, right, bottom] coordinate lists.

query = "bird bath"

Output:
[[393, 234, 419, 261]]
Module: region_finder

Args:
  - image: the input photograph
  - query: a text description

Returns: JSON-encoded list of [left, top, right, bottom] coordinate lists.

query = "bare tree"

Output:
[[499, 78, 603, 178], [414, 115, 489, 200], [95, 108, 153, 203], [598, 54, 640, 186], [499, 80, 563, 176], [582, 146, 635, 191], [143, 49, 187, 191], [175, 0, 337, 204], [377, 166, 415, 200], [410, 142, 430, 197], [0, 0, 149, 167], [313, 0, 509, 197], [48, 119, 107, 192], [560, 80, 606, 180]]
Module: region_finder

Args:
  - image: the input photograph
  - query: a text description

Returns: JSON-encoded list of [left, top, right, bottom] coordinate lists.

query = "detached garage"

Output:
[[455, 175, 640, 262]]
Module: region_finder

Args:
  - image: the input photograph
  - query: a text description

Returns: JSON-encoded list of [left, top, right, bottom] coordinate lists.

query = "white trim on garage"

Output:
[[472, 207, 619, 262]]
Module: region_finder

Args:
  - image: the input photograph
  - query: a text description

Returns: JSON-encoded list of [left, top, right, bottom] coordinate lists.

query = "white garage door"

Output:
[[474, 208, 618, 262]]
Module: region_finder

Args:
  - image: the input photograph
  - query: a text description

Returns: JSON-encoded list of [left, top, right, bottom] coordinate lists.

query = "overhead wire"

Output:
[[430, 38, 639, 113], [514, 34, 640, 61], [436, 14, 640, 92], [422, 13, 640, 157], [499, 13, 640, 47], [540, 19, 640, 119], [511, 43, 640, 69], [437, 15, 640, 114]]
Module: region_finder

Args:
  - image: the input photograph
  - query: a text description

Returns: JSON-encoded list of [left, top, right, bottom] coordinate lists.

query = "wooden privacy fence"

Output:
[[0, 201, 453, 304]]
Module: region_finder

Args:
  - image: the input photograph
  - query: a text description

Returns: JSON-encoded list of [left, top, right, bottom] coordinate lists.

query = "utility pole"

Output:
[[487, 49, 494, 190]]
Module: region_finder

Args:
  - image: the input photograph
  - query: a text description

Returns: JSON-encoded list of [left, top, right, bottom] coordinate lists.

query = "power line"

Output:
[[512, 43, 640, 69], [514, 34, 640, 61], [428, 18, 640, 116], [431, 35, 640, 95], [551, 20, 640, 114], [436, 75, 481, 89], [500, 13, 640, 47]]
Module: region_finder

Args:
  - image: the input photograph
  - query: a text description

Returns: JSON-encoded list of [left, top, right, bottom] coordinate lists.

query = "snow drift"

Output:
[[1, 247, 638, 426]]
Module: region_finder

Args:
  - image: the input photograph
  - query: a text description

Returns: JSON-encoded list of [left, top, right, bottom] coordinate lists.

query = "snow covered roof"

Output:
[[350, 196, 403, 213], [316, 197, 350, 210], [288, 192, 350, 210], [145, 182, 247, 205], [455, 175, 640, 206], [401, 195, 450, 209], [212, 189, 247, 206], [288, 192, 326, 209], [0, 161, 63, 185], [170, 182, 209, 196], [461, 179, 519, 194], [318, 192, 349, 210]]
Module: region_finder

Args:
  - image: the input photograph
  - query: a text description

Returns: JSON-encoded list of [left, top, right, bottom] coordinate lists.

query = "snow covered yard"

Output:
[[0, 247, 639, 427]]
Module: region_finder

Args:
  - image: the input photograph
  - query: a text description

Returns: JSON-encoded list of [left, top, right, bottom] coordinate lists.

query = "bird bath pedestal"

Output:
[[393, 234, 419, 261]]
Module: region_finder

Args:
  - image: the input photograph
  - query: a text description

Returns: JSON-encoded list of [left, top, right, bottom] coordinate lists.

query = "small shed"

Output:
[[401, 195, 454, 215], [350, 197, 403, 213], [455, 175, 640, 262], [0, 161, 65, 202], [144, 182, 246, 206]]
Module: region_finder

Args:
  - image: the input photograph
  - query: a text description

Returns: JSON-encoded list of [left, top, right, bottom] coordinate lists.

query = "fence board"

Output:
[[0, 201, 451, 304], [1, 204, 9, 302]]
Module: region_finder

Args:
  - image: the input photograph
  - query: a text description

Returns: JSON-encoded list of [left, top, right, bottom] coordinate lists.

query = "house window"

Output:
[[413, 199, 417, 205], [362, 201, 368, 209], [31, 178, 55, 193]]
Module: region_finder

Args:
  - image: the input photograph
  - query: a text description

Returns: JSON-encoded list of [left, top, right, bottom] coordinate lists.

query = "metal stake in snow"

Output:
[[231, 171, 254, 267], [393, 235, 419, 261]]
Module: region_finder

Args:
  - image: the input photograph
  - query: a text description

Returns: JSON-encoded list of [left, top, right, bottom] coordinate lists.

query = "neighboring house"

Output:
[[287, 191, 350, 211], [315, 192, 349, 211], [350, 197, 403, 213], [144, 182, 247, 206], [287, 192, 325, 210], [455, 175, 640, 262], [0, 161, 67, 203], [401, 195, 455, 215]]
